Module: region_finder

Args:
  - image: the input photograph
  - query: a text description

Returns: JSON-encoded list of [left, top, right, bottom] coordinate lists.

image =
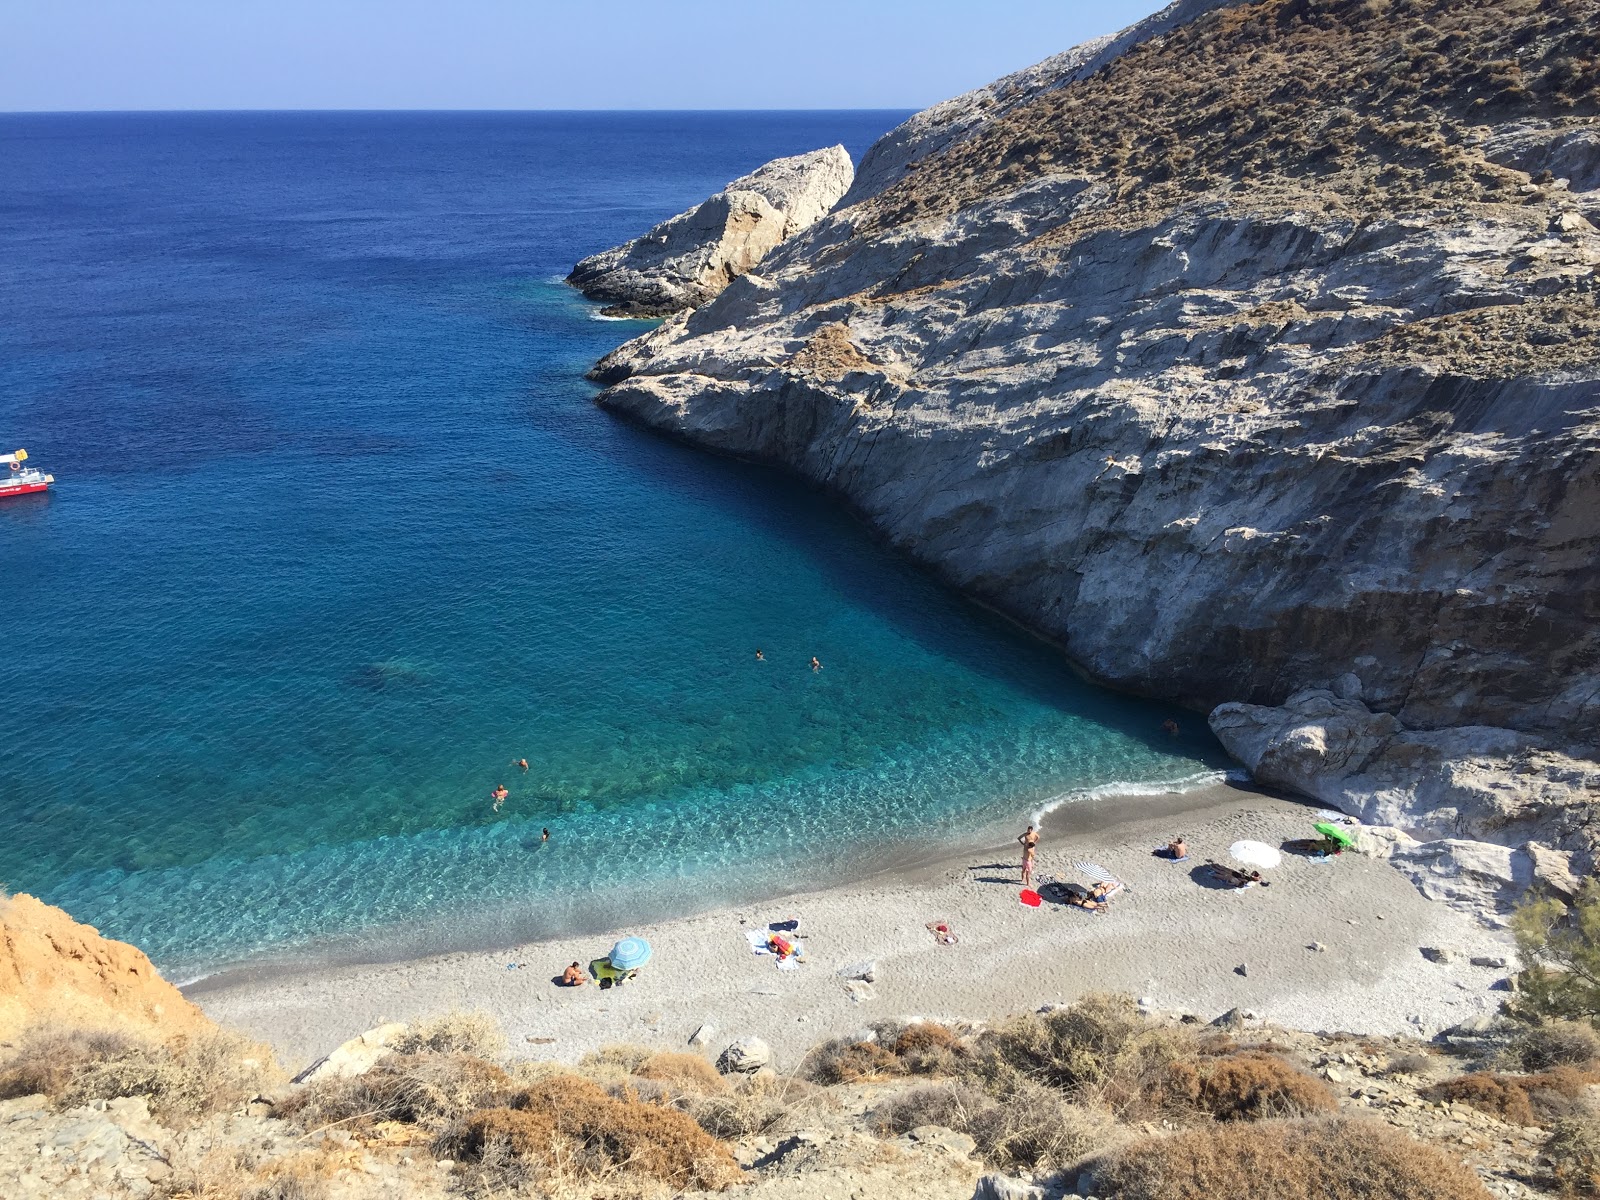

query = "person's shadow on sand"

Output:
[[970, 862, 1022, 885]]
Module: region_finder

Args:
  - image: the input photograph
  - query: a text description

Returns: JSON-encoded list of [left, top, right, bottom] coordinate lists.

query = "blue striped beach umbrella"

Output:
[[609, 936, 652, 971]]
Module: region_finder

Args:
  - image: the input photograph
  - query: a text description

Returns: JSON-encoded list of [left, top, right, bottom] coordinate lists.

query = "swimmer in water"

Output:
[[492, 785, 509, 812], [518, 758, 529, 771], [755, 649, 765, 661], [541, 827, 551, 843], [810, 656, 822, 672], [1162, 719, 1180, 736]]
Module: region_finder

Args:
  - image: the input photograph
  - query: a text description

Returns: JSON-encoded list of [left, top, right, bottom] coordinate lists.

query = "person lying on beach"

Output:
[[560, 961, 586, 987], [589, 957, 637, 988], [1087, 880, 1122, 904], [1065, 886, 1107, 913], [1206, 862, 1269, 888]]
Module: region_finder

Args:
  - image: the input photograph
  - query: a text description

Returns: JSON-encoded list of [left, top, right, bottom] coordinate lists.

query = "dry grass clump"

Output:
[[386, 1010, 505, 1060], [1512, 1021, 1600, 1073], [1545, 1107, 1600, 1197], [690, 1072, 824, 1141], [1166, 1049, 1337, 1120], [437, 1074, 741, 1191], [801, 1037, 902, 1084], [1095, 1115, 1495, 1199], [969, 993, 1199, 1115], [277, 1052, 512, 1133], [0, 1023, 280, 1125], [868, 1078, 1116, 1172], [1425, 1067, 1599, 1127], [159, 1146, 337, 1200], [631, 1050, 728, 1097], [800, 1021, 967, 1084]]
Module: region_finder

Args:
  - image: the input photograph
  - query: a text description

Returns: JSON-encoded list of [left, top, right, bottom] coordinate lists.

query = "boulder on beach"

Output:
[[716, 1036, 772, 1074]]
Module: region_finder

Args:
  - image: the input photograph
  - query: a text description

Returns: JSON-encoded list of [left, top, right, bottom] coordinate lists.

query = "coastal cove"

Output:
[[2, 111, 1230, 980]]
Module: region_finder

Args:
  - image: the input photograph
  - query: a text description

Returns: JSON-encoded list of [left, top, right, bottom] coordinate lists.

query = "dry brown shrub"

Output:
[[438, 1073, 741, 1191], [2, 1025, 281, 1125], [1165, 1050, 1337, 1120], [278, 1052, 512, 1132], [387, 1010, 505, 1061], [1545, 1106, 1600, 1197], [886, 1021, 965, 1075], [1096, 1115, 1494, 1200], [1514, 1021, 1600, 1073], [868, 1081, 990, 1136], [631, 1051, 727, 1097], [0, 1025, 138, 1101], [1426, 1067, 1598, 1127], [691, 1073, 822, 1141], [868, 1078, 1113, 1172], [969, 993, 1196, 1115], [801, 1037, 902, 1084], [156, 1145, 338, 1200]]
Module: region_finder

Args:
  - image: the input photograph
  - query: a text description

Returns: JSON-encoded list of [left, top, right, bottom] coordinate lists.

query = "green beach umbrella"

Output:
[[1314, 822, 1356, 850]]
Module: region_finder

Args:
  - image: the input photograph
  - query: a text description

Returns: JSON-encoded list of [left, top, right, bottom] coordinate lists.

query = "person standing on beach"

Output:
[[1018, 824, 1039, 885]]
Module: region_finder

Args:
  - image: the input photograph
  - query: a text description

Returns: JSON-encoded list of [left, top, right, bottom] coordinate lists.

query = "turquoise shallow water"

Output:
[[0, 112, 1230, 977]]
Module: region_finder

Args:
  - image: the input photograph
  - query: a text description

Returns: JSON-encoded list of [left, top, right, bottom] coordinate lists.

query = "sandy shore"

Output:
[[193, 781, 1514, 1072]]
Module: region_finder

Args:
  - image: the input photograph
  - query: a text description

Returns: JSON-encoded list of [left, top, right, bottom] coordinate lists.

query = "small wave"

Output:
[[1030, 768, 1247, 829]]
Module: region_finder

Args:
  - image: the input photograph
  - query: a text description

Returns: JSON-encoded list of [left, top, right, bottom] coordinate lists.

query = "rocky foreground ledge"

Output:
[[584, 0, 1600, 914], [568, 144, 854, 317]]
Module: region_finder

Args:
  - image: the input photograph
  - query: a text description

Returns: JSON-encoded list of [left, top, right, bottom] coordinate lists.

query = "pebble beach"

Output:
[[193, 779, 1515, 1072]]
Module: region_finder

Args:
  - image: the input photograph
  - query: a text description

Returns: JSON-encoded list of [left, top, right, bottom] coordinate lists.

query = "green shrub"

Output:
[[1512, 880, 1600, 1024]]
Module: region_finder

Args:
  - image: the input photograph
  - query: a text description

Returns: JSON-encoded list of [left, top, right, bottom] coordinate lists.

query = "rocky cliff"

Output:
[[569, 144, 854, 316], [587, 0, 1600, 887], [0, 892, 211, 1044]]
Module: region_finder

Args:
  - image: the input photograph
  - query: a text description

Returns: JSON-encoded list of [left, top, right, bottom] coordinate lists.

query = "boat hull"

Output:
[[0, 481, 50, 499]]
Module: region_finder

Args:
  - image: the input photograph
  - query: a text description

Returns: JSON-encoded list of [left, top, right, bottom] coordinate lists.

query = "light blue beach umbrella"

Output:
[[609, 936, 652, 971]]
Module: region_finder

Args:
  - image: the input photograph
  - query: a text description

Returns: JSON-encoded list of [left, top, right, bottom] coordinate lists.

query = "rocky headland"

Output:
[[584, 0, 1600, 918], [568, 145, 854, 317]]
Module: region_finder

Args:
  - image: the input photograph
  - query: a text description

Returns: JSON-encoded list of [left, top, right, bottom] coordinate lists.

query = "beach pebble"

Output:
[[1471, 955, 1508, 969], [688, 1023, 715, 1047], [1234, 963, 1248, 977], [1309, 942, 1326, 952], [907, 1125, 976, 1157], [1421, 947, 1457, 964], [837, 959, 877, 982], [717, 1037, 771, 1074]]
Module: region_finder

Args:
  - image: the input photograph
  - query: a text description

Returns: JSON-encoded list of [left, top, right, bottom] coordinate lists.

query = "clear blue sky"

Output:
[[2, 1, 1165, 112]]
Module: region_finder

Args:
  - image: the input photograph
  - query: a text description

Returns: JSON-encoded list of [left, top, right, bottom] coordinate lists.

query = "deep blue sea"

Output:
[[0, 112, 1230, 978]]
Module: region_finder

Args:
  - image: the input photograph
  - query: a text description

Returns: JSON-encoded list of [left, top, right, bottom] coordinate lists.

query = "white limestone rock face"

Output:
[[587, 0, 1600, 897], [569, 146, 853, 316], [1212, 689, 1597, 922]]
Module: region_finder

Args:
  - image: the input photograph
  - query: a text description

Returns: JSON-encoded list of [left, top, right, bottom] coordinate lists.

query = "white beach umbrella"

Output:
[[1229, 839, 1282, 870], [1071, 860, 1121, 885]]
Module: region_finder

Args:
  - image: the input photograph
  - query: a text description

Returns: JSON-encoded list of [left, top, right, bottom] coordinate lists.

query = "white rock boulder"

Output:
[[569, 146, 853, 316]]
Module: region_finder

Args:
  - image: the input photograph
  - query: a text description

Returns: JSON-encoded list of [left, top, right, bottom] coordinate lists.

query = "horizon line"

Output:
[[0, 106, 923, 117]]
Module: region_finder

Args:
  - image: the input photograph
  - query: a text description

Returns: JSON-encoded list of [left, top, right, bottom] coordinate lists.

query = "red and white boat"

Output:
[[1, 449, 53, 499]]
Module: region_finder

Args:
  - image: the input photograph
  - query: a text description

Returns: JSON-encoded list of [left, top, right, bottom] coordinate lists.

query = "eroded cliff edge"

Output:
[[587, 0, 1600, 902]]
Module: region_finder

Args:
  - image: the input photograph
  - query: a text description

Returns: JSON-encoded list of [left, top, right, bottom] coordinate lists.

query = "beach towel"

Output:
[[1019, 888, 1042, 907], [744, 928, 806, 967]]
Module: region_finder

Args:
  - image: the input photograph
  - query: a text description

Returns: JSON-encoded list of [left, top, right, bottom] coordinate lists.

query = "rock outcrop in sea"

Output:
[[568, 144, 854, 317], [584, 0, 1600, 905]]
